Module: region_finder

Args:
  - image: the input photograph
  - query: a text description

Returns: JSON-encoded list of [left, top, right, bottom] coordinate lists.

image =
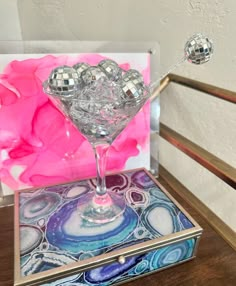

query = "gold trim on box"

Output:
[[14, 168, 202, 286]]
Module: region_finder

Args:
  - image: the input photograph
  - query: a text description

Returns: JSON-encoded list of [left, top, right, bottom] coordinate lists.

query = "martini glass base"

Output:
[[77, 191, 126, 224]]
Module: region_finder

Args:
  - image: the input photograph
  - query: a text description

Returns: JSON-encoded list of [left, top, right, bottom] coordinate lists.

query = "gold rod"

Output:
[[150, 76, 170, 101], [169, 73, 236, 104], [160, 123, 236, 189], [159, 165, 236, 251]]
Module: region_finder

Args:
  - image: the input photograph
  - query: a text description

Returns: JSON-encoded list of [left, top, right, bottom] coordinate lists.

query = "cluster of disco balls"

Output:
[[44, 59, 147, 107], [44, 33, 214, 107], [43, 33, 214, 142]]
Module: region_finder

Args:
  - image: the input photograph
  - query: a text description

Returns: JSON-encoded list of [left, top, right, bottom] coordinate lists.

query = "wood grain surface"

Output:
[[0, 175, 235, 286]]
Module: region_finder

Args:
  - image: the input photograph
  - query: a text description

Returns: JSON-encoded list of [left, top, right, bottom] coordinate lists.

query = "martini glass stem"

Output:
[[93, 143, 110, 196]]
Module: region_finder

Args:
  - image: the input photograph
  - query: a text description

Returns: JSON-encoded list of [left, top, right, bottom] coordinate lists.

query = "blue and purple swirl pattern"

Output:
[[19, 170, 197, 285]]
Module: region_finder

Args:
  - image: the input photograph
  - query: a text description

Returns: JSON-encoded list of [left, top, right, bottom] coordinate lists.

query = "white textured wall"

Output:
[[0, 0, 236, 229]]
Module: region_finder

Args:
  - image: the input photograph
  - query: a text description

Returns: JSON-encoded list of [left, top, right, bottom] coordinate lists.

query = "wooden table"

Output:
[[1, 177, 235, 286]]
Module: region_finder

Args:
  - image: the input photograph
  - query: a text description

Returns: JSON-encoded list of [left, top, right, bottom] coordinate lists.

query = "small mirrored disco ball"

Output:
[[47, 66, 79, 98], [98, 59, 122, 81], [185, 33, 213, 65], [122, 69, 144, 86], [81, 66, 107, 85], [73, 62, 90, 77], [121, 80, 144, 104]]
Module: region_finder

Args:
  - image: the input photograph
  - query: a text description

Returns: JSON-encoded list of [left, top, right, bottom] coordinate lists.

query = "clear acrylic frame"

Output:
[[0, 40, 160, 201]]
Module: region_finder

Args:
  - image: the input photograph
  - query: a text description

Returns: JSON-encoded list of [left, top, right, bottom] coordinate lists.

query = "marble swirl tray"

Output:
[[14, 168, 202, 286]]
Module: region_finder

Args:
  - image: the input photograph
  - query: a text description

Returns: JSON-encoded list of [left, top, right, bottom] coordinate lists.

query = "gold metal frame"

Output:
[[151, 73, 236, 250], [168, 73, 236, 104], [159, 166, 236, 251], [14, 168, 202, 286], [155, 74, 236, 189], [160, 123, 236, 189]]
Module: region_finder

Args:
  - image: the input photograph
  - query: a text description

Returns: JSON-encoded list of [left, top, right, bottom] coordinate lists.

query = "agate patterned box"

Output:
[[14, 169, 202, 286]]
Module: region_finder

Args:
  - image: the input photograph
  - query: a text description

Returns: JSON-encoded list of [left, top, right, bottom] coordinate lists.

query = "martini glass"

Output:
[[69, 79, 150, 223], [43, 33, 213, 224], [44, 76, 150, 223]]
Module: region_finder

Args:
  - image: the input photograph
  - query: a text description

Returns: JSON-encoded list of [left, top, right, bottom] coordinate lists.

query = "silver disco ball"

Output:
[[73, 62, 90, 77], [121, 80, 144, 105], [46, 65, 79, 98], [185, 33, 213, 65], [81, 66, 107, 85], [122, 69, 144, 86], [98, 59, 122, 81]]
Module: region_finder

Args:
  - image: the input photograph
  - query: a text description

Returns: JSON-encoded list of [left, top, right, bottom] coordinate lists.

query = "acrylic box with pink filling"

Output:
[[0, 51, 157, 195]]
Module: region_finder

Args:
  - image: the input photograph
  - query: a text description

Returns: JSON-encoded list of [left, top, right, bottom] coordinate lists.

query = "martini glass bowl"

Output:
[[44, 65, 150, 224]]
